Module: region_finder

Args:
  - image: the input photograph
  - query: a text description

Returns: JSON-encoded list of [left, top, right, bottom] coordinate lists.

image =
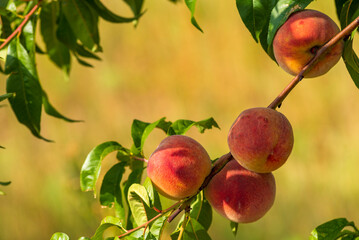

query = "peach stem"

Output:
[[0, 1, 42, 51], [268, 16, 359, 110]]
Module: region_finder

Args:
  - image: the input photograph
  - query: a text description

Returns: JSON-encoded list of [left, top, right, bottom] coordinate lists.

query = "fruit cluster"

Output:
[[147, 9, 344, 224]]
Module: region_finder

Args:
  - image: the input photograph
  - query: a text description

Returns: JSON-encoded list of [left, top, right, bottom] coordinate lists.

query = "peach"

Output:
[[147, 135, 212, 200], [228, 107, 293, 173], [273, 9, 344, 78], [204, 159, 276, 223]]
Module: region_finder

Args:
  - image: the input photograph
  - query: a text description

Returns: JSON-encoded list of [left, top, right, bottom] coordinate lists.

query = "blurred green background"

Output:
[[1, 1, 359, 239]]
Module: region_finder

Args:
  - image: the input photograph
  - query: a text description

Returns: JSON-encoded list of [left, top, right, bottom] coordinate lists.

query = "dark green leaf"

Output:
[[80, 141, 126, 193], [42, 90, 82, 122], [168, 117, 220, 135], [123, 0, 145, 19], [87, 0, 136, 23], [50, 232, 70, 240], [91, 216, 126, 240], [5, 39, 50, 141], [310, 218, 351, 240], [56, 11, 77, 49], [342, 35, 359, 88], [338, 0, 359, 29], [189, 192, 212, 230], [185, 0, 203, 32], [143, 177, 162, 210], [0, 0, 9, 8], [61, 0, 101, 51], [0, 92, 14, 102], [131, 117, 167, 155], [75, 44, 101, 60], [0, 181, 11, 186], [99, 162, 126, 211], [183, 218, 212, 240], [335, 0, 348, 21], [40, 1, 71, 75], [230, 221, 239, 237]]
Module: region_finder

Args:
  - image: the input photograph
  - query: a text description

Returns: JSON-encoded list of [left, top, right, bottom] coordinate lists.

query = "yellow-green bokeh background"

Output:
[[1, 1, 359, 239]]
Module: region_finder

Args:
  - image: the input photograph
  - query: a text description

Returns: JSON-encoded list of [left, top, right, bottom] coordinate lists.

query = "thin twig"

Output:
[[0, 1, 42, 51], [118, 200, 182, 239], [268, 16, 359, 110], [131, 155, 148, 163]]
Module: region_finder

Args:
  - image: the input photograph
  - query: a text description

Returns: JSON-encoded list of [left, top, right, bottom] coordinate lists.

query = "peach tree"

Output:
[[0, 0, 359, 239]]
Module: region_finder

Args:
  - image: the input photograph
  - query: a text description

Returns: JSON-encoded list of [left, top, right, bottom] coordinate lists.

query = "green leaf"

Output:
[[0, 92, 14, 102], [40, 1, 71, 75], [236, 0, 312, 59], [131, 117, 168, 155], [42, 90, 82, 122], [310, 218, 351, 240], [183, 218, 212, 240], [143, 177, 162, 210], [338, 0, 359, 29], [230, 221, 239, 237], [87, 0, 136, 23], [99, 162, 126, 215], [123, 0, 145, 19], [342, 35, 359, 88], [127, 183, 153, 226], [5, 39, 50, 141], [21, 19, 36, 60], [80, 141, 126, 193], [185, 0, 203, 33], [0, 181, 11, 186], [75, 44, 101, 60], [0, 0, 9, 8], [50, 232, 70, 240], [91, 216, 126, 240], [168, 117, 220, 135], [147, 215, 167, 240], [189, 192, 212, 230], [61, 0, 101, 51]]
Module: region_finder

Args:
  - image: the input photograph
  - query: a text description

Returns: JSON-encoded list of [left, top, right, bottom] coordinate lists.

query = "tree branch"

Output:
[[268, 16, 359, 110], [0, 1, 42, 51], [118, 200, 182, 239]]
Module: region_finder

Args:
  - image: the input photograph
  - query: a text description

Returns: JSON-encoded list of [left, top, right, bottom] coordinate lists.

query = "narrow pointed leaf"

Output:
[[43, 90, 82, 122], [80, 141, 126, 193], [230, 221, 239, 236], [99, 162, 126, 211], [148, 215, 168, 239], [0, 181, 11, 186], [40, 1, 71, 74], [123, 0, 145, 19], [185, 0, 203, 32], [87, 0, 136, 23], [5, 39, 49, 141], [61, 0, 101, 51], [342, 34, 359, 88]]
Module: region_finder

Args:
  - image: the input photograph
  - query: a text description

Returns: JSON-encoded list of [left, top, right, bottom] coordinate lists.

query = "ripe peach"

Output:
[[228, 107, 293, 173], [273, 9, 344, 78], [147, 135, 212, 200], [204, 159, 276, 223]]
